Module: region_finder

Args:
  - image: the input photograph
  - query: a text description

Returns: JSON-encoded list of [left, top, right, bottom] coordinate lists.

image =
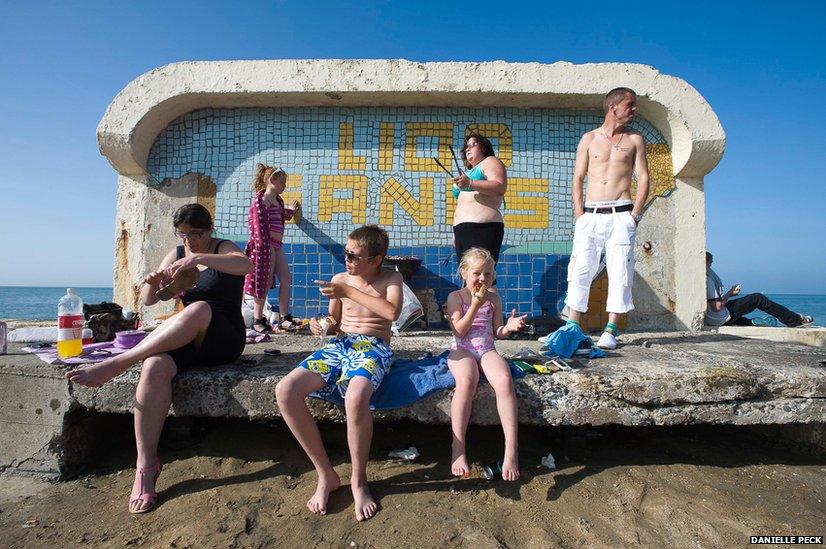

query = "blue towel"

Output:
[[540, 323, 606, 359], [311, 350, 526, 410]]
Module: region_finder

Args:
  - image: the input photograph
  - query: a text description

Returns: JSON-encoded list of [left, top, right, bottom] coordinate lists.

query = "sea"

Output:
[[0, 287, 115, 320], [0, 286, 824, 325]]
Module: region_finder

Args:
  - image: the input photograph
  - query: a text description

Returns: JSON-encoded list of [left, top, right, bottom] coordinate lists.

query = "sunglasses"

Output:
[[344, 250, 376, 264]]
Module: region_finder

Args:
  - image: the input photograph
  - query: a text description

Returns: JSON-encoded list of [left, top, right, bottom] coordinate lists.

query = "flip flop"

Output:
[[128, 462, 162, 514]]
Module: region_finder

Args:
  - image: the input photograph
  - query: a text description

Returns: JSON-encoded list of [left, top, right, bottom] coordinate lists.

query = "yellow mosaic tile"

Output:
[[632, 143, 675, 203], [379, 122, 394, 172], [379, 177, 434, 226], [581, 272, 627, 332], [338, 123, 367, 171], [318, 175, 368, 224], [404, 123, 453, 172], [503, 178, 549, 229], [465, 123, 512, 167], [282, 174, 303, 225], [196, 174, 217, 221]]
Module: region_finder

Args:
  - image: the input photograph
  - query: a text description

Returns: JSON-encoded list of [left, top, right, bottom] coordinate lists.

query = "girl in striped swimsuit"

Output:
[[244, 164, 301, 332]]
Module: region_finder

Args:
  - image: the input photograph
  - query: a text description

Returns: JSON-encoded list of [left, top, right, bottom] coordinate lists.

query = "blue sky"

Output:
[[1, 0, 824, 293]]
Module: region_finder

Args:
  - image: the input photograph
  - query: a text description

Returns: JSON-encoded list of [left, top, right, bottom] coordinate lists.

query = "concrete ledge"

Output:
[[716, 326, 826, 348], [2, 331, 823, 477]]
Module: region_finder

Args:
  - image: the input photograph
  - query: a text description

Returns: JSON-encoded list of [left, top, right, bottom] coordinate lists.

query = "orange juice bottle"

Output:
[[57, 288, 84, 358]]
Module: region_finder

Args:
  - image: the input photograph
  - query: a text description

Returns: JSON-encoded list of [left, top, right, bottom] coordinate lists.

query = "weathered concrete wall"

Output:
[[97, 60, 725, 329]]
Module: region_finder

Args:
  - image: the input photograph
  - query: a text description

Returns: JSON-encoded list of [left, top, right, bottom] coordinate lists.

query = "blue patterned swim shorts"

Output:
[[298, 333, 394, 397]]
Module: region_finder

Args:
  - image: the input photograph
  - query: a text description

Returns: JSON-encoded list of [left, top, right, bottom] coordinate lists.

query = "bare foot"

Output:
[[451, 445, 471, 478], [352, 483, 378, 521], [502, 451, 520, 481], [65, 358, 127, 387], [306, 469, 341, 515]]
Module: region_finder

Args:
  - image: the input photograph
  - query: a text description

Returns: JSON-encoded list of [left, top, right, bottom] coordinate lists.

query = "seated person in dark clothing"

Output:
[[66, 203, 251, 514], [705, 252, 813, 328]]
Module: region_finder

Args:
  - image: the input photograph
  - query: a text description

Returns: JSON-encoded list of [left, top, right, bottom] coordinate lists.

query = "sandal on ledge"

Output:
[[252, 317, 271, 333], [128, 462, 162, 514], [279, 314, 296, 331]]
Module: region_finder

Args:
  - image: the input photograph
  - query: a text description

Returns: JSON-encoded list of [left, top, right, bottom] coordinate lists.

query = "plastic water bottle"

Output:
[[57, 288, 84, 358]]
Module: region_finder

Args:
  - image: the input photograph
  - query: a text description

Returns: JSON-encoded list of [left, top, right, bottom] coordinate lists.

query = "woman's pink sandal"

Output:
[[128, 462, 162, 514]]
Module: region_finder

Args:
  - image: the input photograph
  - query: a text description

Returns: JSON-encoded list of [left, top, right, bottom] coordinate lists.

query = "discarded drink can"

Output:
[[0, 321, 7, 355], [481, 459, 503, 480]]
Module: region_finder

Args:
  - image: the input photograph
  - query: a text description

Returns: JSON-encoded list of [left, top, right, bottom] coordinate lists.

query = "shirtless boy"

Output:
[[275, 225, 403, 521], [565, 87, 650, 349]]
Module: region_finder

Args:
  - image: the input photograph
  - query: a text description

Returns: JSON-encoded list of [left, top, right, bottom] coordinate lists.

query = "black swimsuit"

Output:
[[166, 240, 246, 369]]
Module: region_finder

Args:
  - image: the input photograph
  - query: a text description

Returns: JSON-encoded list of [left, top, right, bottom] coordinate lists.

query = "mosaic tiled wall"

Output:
[[148, 107, 673, 321]]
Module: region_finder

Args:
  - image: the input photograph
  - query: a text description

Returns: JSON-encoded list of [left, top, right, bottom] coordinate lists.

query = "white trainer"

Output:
[[596, 331, 617, 350]]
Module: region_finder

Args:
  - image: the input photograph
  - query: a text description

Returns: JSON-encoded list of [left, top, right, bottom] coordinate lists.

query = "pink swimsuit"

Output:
[[451, 292, 496, 360], [264, 198, 294, 250]]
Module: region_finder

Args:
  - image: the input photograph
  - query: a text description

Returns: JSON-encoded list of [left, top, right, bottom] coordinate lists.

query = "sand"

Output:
[[0, 418, 823, 548]]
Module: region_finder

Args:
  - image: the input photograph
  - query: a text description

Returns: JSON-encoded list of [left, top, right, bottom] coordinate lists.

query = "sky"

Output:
[[0, 0, 824, 293]]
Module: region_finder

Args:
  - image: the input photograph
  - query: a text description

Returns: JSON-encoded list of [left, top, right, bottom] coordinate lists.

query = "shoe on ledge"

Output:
[[596, 331, 617, 350]]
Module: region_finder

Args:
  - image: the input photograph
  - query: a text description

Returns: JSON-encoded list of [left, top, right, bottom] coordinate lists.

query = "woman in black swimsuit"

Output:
[[66, 204, 251, 514]]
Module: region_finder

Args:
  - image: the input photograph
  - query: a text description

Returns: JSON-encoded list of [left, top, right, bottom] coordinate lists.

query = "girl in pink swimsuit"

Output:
[[244, 164, 300, 332], [445, 247, 527, 481]]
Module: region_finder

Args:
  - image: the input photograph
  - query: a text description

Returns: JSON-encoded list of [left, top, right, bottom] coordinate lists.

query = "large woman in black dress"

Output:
[[66, 204, 251, 513]]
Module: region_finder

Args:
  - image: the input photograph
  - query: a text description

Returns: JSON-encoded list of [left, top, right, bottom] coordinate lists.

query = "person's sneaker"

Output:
[[596, 331, 617, 350]]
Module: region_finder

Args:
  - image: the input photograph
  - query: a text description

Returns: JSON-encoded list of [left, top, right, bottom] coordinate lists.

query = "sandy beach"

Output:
[[1, 416, 823, 548]]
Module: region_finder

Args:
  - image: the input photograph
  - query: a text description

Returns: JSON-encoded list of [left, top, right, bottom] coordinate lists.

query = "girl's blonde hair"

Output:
[[457, 247, 494, 282], [253, 163, 287, 193]]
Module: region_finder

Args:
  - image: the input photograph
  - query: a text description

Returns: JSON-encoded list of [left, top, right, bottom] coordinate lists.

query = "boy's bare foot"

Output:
[[65, 358, 127, 387], [502, 451, 520, 481], [307, 469, 341, 515], [451, 445, 471, 478], [352, 483, 377, 521]]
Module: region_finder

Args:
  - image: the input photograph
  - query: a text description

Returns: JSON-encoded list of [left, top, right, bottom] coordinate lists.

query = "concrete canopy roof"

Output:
[[97, 59, 725, 179]]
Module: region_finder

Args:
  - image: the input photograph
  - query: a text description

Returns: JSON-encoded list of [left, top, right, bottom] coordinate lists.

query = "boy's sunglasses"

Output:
[[344, 250, 376, 264]]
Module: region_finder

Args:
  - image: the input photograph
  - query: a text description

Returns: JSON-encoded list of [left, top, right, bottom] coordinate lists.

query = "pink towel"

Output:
[[23, 341, 129, 365]]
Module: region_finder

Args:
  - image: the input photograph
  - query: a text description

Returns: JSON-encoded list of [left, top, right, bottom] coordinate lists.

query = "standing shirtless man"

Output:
[[565, 87, 650, 349]]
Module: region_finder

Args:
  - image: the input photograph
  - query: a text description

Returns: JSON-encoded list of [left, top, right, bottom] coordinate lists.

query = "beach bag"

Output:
[[83, 301, 123, 320], [87, 312, 138, 343]]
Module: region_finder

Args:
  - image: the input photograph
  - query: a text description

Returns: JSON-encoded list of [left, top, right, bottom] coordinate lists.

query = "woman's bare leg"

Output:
[[129, 354, 177, 512], [65, 302, 212, 387]]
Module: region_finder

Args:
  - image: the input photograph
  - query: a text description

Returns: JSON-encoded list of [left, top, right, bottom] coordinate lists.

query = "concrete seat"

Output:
[[2, 332, 824, 478]]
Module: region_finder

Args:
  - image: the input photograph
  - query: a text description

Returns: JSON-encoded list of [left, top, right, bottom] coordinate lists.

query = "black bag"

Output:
[[83, 301, 123, 321], [87, 313, 139, 343]]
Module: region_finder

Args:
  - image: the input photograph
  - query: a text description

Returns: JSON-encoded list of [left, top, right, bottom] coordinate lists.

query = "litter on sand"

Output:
[[388, 446, 420, 461]]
